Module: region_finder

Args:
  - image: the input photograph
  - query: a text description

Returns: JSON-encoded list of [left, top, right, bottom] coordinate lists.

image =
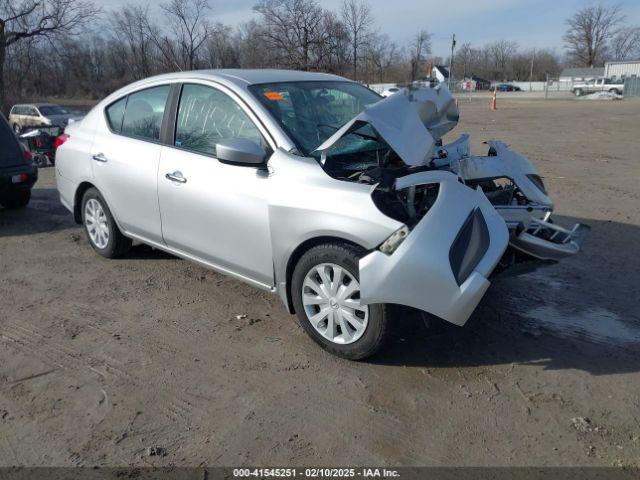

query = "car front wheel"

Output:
[[291, 242, 389, 360], [81, 188, 131, 258], [13, 123, 21, 134]]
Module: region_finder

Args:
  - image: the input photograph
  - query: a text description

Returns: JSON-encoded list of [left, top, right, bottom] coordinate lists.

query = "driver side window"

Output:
[[175, 84, 263, 157]]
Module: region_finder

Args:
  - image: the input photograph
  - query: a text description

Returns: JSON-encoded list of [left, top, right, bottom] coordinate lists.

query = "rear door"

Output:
[[157, 82, 274, 287], [0, 115, 24, 167], [89, 85, 171, 244]]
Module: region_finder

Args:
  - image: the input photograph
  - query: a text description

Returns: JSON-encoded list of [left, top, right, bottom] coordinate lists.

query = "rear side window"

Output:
[[175, 84, 263, 156], [106, 97, 127, 133], [121, 85, 170, 140]]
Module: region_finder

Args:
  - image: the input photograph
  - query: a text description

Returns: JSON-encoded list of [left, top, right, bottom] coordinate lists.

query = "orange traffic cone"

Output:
[[491, 86, 497, 110]]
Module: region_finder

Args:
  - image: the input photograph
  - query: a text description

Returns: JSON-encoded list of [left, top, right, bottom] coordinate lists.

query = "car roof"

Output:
[[12, 103, 59, 108], [128, 69, 352, 87]]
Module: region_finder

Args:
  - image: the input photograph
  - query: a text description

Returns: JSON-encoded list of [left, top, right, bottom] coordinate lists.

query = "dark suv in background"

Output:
[[0, 113, 37, 208]]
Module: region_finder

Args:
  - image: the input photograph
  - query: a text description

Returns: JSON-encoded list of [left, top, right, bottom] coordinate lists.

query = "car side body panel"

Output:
[[266, 149, 404, 308]]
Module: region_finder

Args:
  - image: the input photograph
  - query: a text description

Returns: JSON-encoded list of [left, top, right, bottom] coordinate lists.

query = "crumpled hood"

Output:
[[315, 84, 459, 166]]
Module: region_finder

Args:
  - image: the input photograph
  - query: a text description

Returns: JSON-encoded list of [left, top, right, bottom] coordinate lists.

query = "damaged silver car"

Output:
[[55, 70, 586, 360]]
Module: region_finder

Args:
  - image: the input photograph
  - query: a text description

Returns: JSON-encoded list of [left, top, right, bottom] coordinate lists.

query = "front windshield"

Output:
[[249, 81, 381, 156], [39, 105, 69, 116]]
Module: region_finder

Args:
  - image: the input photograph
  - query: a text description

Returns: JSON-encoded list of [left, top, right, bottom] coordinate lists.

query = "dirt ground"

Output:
[[1, 98, 640, 468]]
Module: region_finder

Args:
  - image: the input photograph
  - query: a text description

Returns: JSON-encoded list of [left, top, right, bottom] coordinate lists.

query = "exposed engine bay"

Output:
[[314, 84, 589, 273]]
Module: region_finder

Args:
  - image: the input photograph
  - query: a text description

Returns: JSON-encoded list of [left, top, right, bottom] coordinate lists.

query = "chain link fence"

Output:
[[623, 77, 640, 97]]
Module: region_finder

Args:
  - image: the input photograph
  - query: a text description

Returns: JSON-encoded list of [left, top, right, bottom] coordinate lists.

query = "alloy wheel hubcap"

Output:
[[302, 263, 369, 345], [84, 198, 110, 249]]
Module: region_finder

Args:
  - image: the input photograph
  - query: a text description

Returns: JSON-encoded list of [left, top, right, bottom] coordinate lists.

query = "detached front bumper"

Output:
[[510, 216, 590, 261], [359, 172, 509, 326]]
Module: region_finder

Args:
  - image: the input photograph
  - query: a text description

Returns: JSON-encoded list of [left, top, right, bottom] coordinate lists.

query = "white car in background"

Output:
[[380, 86, 401, 97]]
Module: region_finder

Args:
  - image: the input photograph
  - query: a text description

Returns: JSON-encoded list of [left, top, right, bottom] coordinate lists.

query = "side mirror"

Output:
[[216, 138, 266, 165]]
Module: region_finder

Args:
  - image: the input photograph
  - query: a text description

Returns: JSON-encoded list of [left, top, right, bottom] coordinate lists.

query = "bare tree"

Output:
[[111, 5, 154, 80], [488, 40, 518, 79], [453, 42, 475, 79], [0, 0, 100, 112], [563, 3, 625, 67], [365, 33, 399, 82], [153, 0, 212, 71], [254, 0, 328, 70], [340, 0, 373, 80], [205, 22, 240, 68], [313, 10, 349, 73], [612, 25, 640, 61], [409, 29, 431, 81]]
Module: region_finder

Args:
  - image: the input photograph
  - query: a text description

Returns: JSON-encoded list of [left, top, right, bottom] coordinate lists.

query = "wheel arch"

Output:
[[73, 182, 123, 232], [73, 181, 96, 224], [282, 235, 367, 314]]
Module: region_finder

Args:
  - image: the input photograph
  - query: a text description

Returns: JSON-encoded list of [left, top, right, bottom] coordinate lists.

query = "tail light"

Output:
[[20, 143, 33, 163], [53, 134, 70, 159]]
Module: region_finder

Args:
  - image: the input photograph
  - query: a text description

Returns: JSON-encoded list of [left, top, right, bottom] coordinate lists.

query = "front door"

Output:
[[157, 83, 274, 287]]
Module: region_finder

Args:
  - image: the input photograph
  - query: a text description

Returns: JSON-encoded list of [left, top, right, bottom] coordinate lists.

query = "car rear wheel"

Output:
[[574, 89, 583, 97], [13, 123, 21, 134], [81, 188, 131, 258], [609, 88, 620, 95], [0, 189, 30, 209], [291, 242, 389, 360]]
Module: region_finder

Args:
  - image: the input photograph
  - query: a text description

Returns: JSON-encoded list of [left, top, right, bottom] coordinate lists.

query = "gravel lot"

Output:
[[1, 98, 639, 467]]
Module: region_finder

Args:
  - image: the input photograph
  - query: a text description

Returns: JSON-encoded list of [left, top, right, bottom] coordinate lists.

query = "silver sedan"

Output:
[[55, 70, 509, 359]]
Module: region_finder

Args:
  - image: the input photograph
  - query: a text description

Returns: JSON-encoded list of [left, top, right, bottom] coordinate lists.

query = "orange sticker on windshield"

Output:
[[264, 91, 283, 101]]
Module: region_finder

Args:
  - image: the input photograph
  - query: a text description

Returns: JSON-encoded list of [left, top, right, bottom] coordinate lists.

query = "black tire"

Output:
[[0, 189, 31, 209], [81, 187, 131, 258], [291, 242, 389, 360], [13, 123, 21, 134], [574, 88, 583, 97], [609, 88, 620, 95]]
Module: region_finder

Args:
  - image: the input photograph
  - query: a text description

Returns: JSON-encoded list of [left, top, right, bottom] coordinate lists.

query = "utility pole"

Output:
[[529, 48, 535, 91], [448, 33, 456, 90]]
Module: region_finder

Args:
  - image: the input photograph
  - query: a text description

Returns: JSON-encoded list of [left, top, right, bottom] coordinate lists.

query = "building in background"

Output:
[[604, 60, 640, 81], [432, 65, 450, 84], [559, 67, 605, 83]]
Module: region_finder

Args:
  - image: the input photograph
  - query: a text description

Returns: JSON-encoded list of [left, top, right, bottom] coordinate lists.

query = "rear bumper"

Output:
[[0, 163, 38, 192], [359, 172, 509, 326]]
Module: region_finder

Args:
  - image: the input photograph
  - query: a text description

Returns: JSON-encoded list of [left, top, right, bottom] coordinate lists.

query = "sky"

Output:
[[104, 0, 640, 58]]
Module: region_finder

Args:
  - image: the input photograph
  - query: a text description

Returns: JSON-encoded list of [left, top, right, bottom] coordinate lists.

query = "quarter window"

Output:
[[106, 97, 127, 133], [121, 85, 170, 140], [175, 84, 263, 156]]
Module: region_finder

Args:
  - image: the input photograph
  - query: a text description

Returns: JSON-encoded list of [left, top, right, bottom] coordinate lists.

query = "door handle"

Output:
[[92, 153, 108, 163], [165, 171, 187, 184]]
